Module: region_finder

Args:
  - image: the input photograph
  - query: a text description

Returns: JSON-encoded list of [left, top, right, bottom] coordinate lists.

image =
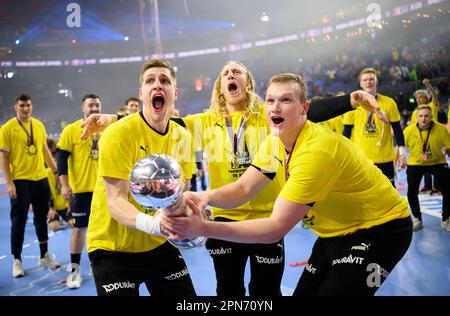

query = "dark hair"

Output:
[[82, 94, 101, 104], [47, 138, 57, 151], [125, 97, 140, 106], [15, 94, 32, 103]]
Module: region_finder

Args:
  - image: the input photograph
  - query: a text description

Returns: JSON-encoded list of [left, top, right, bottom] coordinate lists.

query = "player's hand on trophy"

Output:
[[80, 114, 118, 140], [161, 198, 207, 241], [130, 154, 207, 249], [350, 90, 388, 124]]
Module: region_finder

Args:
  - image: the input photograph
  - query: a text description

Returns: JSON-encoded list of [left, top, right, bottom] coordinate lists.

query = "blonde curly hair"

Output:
[[209, 61, 264, 121]]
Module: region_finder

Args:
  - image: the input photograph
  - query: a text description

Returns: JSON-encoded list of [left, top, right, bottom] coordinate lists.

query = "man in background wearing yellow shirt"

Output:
[[409, 79, 441, 194], [0, 94, 61, 278], [124, 97, 141, 114], [343, 68, 406, 187], [163, 73, 413, 296], [403, 105, 450, 232], [57, 94, 102, 289]]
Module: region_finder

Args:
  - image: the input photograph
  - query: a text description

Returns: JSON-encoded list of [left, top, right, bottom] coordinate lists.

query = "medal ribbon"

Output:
[[367, 111, 373, 125], [284, 137, 298, 181], [90, 133, 99, 150], [225, 116, 245, 159], [417, 122, 433, 160], [16, 117, 34, 146]]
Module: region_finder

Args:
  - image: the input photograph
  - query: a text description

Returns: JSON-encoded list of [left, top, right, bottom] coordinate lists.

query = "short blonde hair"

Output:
[[358, 68, 378, 81], [416, 104, 432, 112], [139, 59, 177, 86], [267, 73, 308, 102]]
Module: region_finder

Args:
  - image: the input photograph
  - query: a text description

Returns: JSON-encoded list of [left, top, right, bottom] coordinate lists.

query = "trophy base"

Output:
[[168, 236, 206, 250]]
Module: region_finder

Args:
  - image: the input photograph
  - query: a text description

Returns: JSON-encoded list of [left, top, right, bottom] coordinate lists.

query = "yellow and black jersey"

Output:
[[343, 94, 401, 163], [404, 122, 450, 166], [0, 117, 47, 181], [57, 118, 100, 193], [254, 121, 409, 238], [87, 112, 194, 253], [182, 109, 284, 221]]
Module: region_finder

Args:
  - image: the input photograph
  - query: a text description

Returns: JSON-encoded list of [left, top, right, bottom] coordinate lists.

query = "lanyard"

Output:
[[225, 116, 245, 157], [90, 133, 99, 150], [284, 137, 298, 181], [366, 111, 374, 125], [16, 117, 34, 146], [417, 123, 433, 155]]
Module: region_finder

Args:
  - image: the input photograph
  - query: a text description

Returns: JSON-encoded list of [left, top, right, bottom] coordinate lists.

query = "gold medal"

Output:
[[27, 144, 37, 155]]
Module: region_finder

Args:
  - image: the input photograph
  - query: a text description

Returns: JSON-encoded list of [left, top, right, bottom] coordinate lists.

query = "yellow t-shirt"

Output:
[[343, 94, 400, 163], [57, 119, 100, 193], [410, 101, 439, 124], [322, 115, 344, 135], [182, 109, 285, 221], [46, 167, 69, 211], [404, 122, 450, 166], [255, 121, 409, 238], [87, 112, 194, 253], [0, 117, 47, 181]]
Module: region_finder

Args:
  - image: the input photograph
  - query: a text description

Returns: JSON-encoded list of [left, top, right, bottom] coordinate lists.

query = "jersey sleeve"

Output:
[[57, 124, 73, 152], [181, 112, 208, 150], [387, 98, 401, 123], [343, 110, 355, 125], [0, 123, 11, 151], [443, 126, 450, 149], [251, 135, 284, 176]]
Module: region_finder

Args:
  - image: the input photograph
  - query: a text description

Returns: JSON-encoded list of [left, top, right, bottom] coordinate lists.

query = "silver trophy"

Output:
[[129, 154, 206, 249]]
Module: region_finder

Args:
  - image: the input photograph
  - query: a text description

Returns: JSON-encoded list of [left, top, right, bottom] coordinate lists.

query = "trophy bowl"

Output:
[[129, 154, 206, 249]]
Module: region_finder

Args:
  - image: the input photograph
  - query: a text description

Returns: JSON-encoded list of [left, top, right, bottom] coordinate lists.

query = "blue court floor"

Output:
[[0, 167, 449, 296]]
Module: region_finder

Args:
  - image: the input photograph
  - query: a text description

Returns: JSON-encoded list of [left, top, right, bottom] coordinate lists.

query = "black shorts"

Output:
[[88, 242, 196, 296], [205, 217, 284, 296], [48, 208, 73, 224], [294, 217, 412, 296], [70, 192, 92, 228]]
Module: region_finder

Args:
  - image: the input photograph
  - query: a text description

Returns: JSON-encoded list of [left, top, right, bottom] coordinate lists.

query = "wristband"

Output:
[[398, 146, 406, 157], [135, 212, 164, 236]]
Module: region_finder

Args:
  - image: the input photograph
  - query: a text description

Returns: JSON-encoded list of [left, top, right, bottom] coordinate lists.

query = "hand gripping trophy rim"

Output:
[[129, 154, 206, 250]]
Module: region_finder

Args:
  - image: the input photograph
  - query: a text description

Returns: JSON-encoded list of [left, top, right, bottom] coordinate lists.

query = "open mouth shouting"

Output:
[[227, 82, 239, 96], [271, 116, 285, 127], [152, 94, 165, 112]]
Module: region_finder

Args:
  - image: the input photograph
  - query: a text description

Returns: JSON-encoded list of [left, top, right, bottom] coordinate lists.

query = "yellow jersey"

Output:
[[410, 101, 439, 124], [46, 167, 69, 211], [57, 118, 100, 193], [87, 112, 194, 253], [182, 109, 285, 221], [323, 115, 344, 135], [404, 122, 450, 166], [255, 121, 410, 238], [343, 94, 401, 163], [0, 117, 47, 181]]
